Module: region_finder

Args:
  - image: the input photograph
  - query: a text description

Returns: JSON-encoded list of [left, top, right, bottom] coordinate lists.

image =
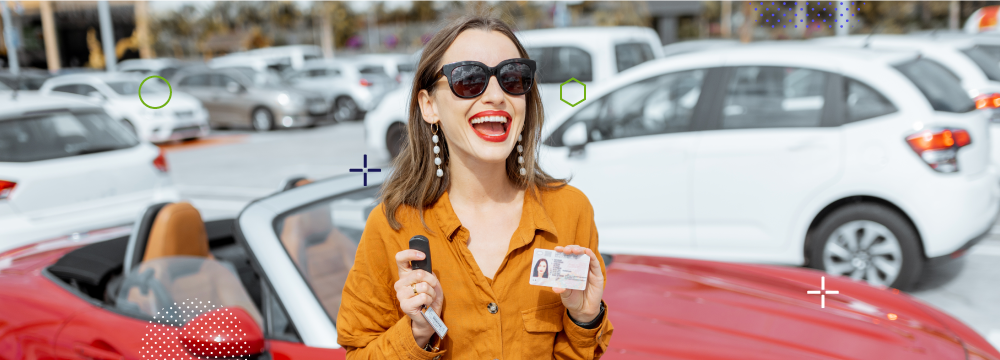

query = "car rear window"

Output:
[[894, 59, 975, 113], [975, 44, 1000, 60], [615, 42, 656, 73], [359, 66, 387, 75], [0, 111, 138, 162], [961, 46, 1000, 82], [526, 46, 594, 83]]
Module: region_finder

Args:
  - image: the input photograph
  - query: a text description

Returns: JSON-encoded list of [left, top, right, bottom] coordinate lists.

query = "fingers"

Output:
[[395, 249, 426, 272]]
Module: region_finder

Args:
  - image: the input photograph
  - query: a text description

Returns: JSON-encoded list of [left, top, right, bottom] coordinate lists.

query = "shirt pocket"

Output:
[[519, 302, 565, 358]]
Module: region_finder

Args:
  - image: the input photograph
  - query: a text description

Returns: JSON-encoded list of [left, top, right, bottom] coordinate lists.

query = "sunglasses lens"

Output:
[[499, 62, 532, 95], [450, 65, 488, 97]]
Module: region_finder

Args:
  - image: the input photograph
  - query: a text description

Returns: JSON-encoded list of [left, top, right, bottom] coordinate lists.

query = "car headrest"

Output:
[[143, 202, 210, 262], [124, 202, 171, 275]]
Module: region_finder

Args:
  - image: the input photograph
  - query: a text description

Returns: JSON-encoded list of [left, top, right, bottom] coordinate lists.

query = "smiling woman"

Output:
[[337, 12, 613, 360]]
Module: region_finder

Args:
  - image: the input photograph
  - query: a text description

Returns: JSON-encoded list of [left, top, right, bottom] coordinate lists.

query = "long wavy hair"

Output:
[[378, 12, 566, 231], [532, 258, 549, 278]]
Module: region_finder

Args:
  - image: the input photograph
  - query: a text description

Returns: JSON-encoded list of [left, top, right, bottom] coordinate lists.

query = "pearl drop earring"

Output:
[[517, 133, 526, 176], [432, 123, 443, 178]]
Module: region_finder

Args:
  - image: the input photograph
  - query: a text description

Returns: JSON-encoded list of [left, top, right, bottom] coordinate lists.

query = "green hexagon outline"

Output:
[[559, 78, 586, 107]]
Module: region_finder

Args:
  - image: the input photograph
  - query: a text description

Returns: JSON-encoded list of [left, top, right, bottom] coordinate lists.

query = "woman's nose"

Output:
[[479, 76, 506, 104]]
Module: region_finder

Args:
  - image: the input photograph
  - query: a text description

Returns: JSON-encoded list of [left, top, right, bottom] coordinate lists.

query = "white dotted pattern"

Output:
[[141, 299, 255, 359]]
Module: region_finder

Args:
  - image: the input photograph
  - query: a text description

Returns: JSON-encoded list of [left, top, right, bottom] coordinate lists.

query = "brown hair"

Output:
[[378, 12, 566, 231]]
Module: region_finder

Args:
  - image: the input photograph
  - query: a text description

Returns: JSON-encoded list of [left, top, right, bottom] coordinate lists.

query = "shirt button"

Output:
[[487, 302, 498, 314]]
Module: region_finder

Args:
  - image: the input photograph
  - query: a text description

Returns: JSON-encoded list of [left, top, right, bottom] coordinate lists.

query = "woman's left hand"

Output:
[[552, 245, 604, 324]]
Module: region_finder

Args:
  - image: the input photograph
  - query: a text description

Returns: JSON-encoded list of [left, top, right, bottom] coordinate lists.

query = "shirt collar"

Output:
[[431, 187, 559, 243]]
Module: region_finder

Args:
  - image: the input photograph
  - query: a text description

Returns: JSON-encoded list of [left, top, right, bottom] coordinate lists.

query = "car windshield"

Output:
[[961, 46, 1000, 82], [894, 59, 975, 113], [0, 110, 138, 162], [272, 185, 377, 323], [106, 80, 167, 95]]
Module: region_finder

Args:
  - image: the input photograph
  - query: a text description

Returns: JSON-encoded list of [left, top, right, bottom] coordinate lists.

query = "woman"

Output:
[[533, 258, 549, 279], [337, 13, 613, 359]]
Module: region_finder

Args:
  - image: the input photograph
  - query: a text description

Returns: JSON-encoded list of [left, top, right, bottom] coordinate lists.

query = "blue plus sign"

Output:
[[350, 154, 381, 186]]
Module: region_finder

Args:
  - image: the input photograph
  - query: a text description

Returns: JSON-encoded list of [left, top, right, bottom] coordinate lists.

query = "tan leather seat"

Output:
[[143, 202, 211, 261]]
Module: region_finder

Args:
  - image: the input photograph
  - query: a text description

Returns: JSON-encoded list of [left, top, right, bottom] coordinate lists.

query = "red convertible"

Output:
[[1, 175, 997, 360]]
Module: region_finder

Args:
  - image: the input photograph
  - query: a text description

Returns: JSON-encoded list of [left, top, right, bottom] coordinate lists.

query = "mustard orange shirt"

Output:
[[336, 185, 613, 359]]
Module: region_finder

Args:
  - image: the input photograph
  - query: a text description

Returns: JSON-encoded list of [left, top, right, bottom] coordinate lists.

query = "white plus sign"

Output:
[[807, 276, 840, 308]]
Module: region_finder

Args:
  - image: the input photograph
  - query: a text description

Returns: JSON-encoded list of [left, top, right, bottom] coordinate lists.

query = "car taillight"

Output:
[[360, 78, 372, 87], [153, 149, 169, 173], [975, 93, 1000, 109], [395, 74, 402, 83], [0, 180, 15, 200], [905, 128, 972, 173]]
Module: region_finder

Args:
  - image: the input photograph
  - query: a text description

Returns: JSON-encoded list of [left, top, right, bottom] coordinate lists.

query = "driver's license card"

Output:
[[528, 248, 589, 290]]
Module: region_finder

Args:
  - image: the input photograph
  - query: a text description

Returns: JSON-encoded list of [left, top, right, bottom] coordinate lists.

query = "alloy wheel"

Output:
[[822, 220, 904, 287]]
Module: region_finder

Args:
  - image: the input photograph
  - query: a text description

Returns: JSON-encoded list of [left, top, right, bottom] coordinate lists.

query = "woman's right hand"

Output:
[[394, 249, 444, 348]]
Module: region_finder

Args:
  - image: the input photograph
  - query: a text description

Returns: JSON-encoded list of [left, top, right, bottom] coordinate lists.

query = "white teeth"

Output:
[[471, 115, 508, 124]]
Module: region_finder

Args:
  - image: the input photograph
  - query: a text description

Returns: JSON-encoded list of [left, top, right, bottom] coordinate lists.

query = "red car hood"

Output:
[[602, 255, 1000, 360]]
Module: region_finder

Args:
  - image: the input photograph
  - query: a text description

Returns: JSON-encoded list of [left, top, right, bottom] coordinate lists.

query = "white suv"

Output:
[[365, 26, 664, 160], [0, 91, 179, 252], [539, 43, 999, 290]]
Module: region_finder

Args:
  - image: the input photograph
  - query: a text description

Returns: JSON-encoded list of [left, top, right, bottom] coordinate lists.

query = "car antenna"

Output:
[[863, 22, 883, 48]]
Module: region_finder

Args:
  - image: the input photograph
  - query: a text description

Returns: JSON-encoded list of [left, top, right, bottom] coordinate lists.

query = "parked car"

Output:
[[172, 67, 330, 131], [539, 42, 998, 290], [366, 27, 665, 160], [211, 45, 322, 73], [350, 52, 418, 84], [117, 58, 188, 80], [814, 34, 1000, 167], [0, 69, 53, 90], [0, 91, 178, 252], [39, 73, 210, 143], [1, 174, 997, 359], [283, 59, 394, 122], [663, 38, 742, 57]]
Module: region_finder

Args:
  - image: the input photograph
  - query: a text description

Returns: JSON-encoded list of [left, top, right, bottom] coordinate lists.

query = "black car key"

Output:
[[409, 235, 432, 273]]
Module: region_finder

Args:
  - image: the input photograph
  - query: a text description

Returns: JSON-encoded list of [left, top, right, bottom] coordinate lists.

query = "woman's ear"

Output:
[[417, 89, 438, 125]]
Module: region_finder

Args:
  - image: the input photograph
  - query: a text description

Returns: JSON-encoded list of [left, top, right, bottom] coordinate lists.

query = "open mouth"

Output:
[[468, 110, 511, 142]]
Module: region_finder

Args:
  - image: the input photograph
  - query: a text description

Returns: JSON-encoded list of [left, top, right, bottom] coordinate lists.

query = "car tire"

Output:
[[386, 122, 407, 160], [333, 97, 359, 122], [808, 203, 923, 290], [121, 119, 137, 136], [252, 107, 274, 132]]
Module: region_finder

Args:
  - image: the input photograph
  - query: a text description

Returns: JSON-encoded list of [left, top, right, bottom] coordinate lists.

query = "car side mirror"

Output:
[[226, 82, 243, 94], [562, 121, 588, 148], [180, 307, 265, 358]]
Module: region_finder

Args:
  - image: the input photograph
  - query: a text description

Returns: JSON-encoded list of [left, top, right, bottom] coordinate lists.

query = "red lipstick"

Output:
[[468, 110, 511, 143]]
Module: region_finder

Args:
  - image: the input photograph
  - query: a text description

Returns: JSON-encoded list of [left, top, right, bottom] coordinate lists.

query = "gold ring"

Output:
[[412, 283, 418, 295]]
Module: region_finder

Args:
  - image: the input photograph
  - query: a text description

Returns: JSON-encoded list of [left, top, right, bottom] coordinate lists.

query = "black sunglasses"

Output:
[[437, 58, 536, 98]]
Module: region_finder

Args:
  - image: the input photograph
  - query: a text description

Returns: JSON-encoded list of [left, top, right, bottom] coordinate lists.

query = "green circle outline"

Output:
[[139, 75, 172, 109]]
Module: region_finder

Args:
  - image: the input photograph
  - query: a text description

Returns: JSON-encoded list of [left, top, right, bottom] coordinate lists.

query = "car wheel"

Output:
[[386, 122, 407, 159], [121, 119, 137, 135], [252, 107, 274, 132], [808, 203, 923, 290], [333, 97, 359, 122]]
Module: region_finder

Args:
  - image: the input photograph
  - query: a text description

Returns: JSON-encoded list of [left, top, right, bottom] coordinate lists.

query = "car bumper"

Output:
[[917, 167, 1000, 258], [144, 110, 210, 143]]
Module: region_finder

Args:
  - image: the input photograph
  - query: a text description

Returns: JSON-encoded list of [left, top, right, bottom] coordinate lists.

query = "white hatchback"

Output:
[[539, 43, 999, 289], [39, 73, 210, 143], [0, 91, 179, 252]]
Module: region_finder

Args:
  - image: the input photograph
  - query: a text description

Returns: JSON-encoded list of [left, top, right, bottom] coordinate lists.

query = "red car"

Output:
[[1, 176, 997, 360]]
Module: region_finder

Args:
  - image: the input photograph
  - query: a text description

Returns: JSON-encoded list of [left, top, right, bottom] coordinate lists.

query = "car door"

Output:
[[238, 175, 386, 358], [691, 66, 844, 251], [213, 73, 253, 127], [541, 69, 711, 254], [177, 74, 223, 127]]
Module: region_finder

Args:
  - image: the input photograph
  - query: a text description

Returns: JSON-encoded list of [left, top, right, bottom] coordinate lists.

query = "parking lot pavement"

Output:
[[165, 122, 386, 220], [911, 236, 1000, 349], [166, 121, 1000, 346]]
